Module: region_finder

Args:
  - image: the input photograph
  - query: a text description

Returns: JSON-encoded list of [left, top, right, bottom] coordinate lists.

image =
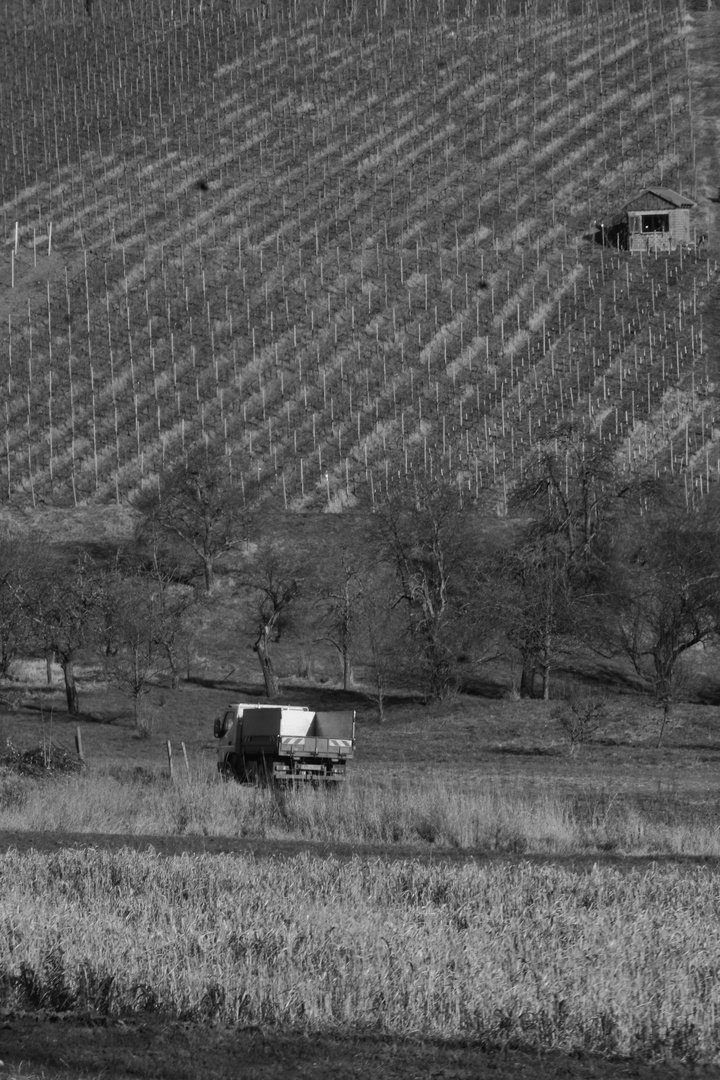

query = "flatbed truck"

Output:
[[214, 703, 355, 783]]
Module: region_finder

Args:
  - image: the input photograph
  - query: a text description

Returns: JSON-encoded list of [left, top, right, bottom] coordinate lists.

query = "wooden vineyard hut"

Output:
[[623, 187, 695, 254]]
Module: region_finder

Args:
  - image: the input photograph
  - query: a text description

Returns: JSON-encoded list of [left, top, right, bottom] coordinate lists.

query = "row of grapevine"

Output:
[[0, 0, 714, 511]]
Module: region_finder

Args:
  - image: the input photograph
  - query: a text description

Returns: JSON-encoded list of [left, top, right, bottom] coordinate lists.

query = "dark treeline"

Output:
[[2, 434, 720, 735]]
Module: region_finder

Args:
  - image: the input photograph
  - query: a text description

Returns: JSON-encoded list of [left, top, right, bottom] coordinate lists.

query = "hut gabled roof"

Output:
[[623, 187, 696, 211]]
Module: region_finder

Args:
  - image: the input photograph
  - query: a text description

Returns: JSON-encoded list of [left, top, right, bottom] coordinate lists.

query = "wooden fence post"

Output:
[[75, 727, 84, 762], [181, 742, 190, 777], [166, 740, 174, 779]]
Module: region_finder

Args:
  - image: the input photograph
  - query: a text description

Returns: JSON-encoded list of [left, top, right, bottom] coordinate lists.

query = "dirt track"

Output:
[[5, 829, 720, 873]]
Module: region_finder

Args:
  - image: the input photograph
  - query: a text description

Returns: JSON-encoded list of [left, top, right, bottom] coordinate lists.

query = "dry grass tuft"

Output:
[[2, 769, 720, 857]]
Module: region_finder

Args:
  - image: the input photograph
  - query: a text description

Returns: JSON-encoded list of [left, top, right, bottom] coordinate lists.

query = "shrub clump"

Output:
[[0, 740, 84, 779]]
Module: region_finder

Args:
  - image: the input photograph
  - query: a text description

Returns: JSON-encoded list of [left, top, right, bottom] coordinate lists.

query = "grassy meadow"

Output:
[[3, 656, 720, 856]]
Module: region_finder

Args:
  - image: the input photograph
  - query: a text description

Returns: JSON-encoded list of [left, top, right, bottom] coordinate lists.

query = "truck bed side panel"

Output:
[[240, 708, 312, 739], [240, 708, 284, 738], [310, 711, 356, 740], [278, 708, 314, 737]]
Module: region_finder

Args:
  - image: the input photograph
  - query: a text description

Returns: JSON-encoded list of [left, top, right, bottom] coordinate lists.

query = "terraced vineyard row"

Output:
[[0, 0, 716, 509]]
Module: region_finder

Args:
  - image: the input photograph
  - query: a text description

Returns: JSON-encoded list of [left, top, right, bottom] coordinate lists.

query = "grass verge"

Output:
[[2, 769, 720, 857]]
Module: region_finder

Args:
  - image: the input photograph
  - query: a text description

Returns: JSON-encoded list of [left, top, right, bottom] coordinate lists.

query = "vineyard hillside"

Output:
[[1, 0, 718, 519]]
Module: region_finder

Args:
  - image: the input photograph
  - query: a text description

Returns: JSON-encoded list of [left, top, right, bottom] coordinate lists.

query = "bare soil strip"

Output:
[[2, 1014, 719, 1080], [3, 829, 720, 871]]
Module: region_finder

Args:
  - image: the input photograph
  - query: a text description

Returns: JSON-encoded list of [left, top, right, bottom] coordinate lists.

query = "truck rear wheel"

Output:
[[243, 761, 271, 786]]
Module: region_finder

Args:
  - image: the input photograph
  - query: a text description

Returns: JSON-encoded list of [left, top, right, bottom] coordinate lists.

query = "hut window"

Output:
[[641, 213, 669, 233]]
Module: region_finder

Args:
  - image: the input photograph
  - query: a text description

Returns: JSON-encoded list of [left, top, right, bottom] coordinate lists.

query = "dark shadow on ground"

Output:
[[6, 828, 720, 869], [668, 742, 720, 753], [184, 675, 263, 692], [4, 1014, 717, 1080], [695, 686, 720, 705], [18, 701, 128, 725], [484, 745, 561, 757], [461, 677, 506, 698], [183, 677, 414, 712]]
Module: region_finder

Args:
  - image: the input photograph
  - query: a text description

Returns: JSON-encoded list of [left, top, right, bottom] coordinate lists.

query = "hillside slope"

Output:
[[0, 0, 717, 515]]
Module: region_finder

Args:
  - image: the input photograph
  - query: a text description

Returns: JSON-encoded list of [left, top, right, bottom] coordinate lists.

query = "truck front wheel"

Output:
[[220, 753, 239, 781]]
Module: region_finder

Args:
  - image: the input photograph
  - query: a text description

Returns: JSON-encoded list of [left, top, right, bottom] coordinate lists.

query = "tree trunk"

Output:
[[425, 642, 453, 701], [61, 655, 79, 715], [657, 699, 671, 748], [0, 641, 10, 680], [541, 612, 553, 701], [520, 657, 536, 698], [342, 645, 352, 692], [164, 644, 180, 689], [203, 556, 214, 594], [46, 651, 54, 685], [376, 679, 385, 723], [254, 637, 279, 698]]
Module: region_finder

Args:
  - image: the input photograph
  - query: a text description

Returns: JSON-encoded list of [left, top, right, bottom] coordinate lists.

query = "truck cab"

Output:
[[214, 703, 284, 775]]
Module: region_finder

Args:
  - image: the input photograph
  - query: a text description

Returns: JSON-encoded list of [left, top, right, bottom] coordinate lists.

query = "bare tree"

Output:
[[604, 502, 720, 745], [239, 544, 300, 699], [552, 695, 608, 755], [104, 572, 192, 728], [357, 577, 410, 722], [503, 431, 626, 698], [514, 432, 620, 570], [123, 533, 197, 690], [314, 552, 364, 690], [500, 533, 577, 700], [373, 477, 482, 700], [0, 540, 33, 679], [21, 550, 104, 715], [135, 443, 252, 593]]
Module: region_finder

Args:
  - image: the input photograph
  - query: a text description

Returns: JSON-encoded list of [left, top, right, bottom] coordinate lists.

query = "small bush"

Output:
[[134, 704, 162, 740], [552, 696, 607, 755], [0, 766, 27, 810], [0, 739, 84, 778]]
